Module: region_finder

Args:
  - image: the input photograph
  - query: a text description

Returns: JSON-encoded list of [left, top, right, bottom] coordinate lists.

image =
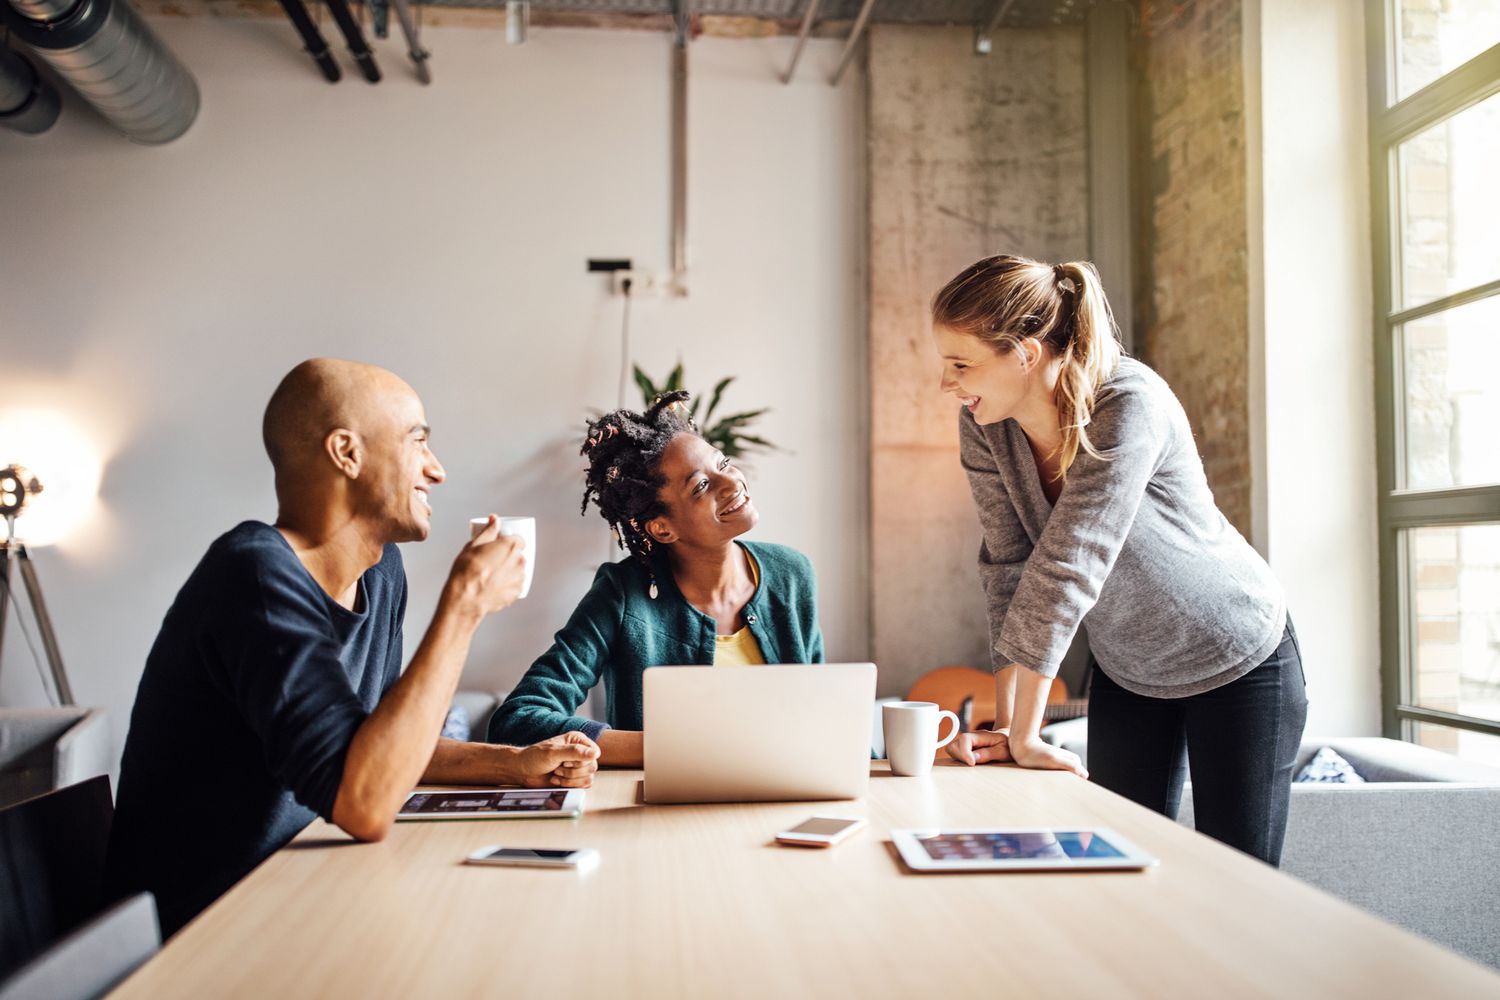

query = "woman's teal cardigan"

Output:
[[486, 540, 823, 745]]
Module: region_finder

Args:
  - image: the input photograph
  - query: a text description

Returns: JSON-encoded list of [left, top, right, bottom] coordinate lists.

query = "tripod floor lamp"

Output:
[[0, 465, 73, 705]]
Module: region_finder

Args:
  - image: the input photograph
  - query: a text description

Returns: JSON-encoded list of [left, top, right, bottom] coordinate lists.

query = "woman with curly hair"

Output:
[[486, 391, 823, 766]]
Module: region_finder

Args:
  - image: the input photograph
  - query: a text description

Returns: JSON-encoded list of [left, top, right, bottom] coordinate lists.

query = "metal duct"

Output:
[[0, 39, 60, 134], [0, 0, 199, 144]]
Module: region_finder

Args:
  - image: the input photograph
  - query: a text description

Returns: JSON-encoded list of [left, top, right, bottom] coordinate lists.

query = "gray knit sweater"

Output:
[[960, 357, 1286, 698]]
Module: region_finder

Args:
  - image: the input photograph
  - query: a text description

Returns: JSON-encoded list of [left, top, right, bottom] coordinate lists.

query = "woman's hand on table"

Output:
[[1009, 736, 1088, 779], [946, 728, 1011, 765]]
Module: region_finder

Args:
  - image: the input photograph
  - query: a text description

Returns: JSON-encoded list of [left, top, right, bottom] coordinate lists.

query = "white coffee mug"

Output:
[[883, 701, 960, 777], [470, 516, 536, 599]]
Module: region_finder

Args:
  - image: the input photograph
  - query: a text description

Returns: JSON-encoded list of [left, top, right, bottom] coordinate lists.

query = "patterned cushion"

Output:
[[1296, 746, 1365, 783], [440, 706, 471, 742]]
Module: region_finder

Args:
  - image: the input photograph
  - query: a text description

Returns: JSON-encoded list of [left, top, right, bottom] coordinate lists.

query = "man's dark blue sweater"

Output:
[[106, 521, 406, 936]]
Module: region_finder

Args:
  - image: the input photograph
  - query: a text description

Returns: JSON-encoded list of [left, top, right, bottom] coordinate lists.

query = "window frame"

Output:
[[1366, 1, 1500, 744]]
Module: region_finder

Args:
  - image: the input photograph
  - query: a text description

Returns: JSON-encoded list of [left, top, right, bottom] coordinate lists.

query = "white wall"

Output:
[[1249, 0, 1381, 735], [0, 18, 867, 762]]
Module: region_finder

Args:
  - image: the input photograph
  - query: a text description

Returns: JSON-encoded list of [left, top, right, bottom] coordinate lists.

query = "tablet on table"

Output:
[[396, 788, 584, 821], [891, 827, 1157, 872]]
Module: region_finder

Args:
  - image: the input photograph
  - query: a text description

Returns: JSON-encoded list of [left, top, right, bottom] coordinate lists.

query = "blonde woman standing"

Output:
[[931, 254, 1306, 866]]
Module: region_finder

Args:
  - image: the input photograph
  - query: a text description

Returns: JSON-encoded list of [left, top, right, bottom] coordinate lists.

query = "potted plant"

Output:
[[631, 362, 781, 461]]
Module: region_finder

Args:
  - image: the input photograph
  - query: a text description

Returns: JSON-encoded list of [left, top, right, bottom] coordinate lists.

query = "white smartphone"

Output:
[[775, 816, 867, 848], [464, 846, 599, 870]]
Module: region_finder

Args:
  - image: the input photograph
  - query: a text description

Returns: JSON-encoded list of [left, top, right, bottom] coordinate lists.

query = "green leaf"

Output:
[[734, 433, 779, 452], [704, 376, 734, 424], [616, 364, 778, 457], [709, 408, 770, 430], [632, 365, 657, 405]]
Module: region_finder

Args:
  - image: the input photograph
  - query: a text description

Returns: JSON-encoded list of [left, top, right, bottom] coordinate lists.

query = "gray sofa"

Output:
[[1041, 719, 1500, 969], [449, 690, 506, 742], [450, 688, 617, 744], [0, 708, 111, 809]]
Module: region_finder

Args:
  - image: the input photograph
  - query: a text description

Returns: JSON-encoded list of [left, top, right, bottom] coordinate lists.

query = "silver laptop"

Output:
[[643, 663, 877, 804]]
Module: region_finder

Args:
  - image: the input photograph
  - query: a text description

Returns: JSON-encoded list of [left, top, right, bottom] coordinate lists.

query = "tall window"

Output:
[[1369, 1, 1500, 764]]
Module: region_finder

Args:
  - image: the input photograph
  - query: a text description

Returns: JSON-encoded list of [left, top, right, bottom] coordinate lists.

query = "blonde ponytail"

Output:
[[1051, 261, 1121, 476], [931, 254, 1123, 481]]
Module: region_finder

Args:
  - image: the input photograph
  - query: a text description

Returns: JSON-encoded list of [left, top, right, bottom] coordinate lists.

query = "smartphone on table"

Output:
[[775, 816, 867, 848], [464, 846, 599, 869]]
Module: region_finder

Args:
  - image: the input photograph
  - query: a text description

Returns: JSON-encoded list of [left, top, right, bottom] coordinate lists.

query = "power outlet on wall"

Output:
[[586, 258, 685, 298], [612, 270, 685, 298], [612, 268, 666, 295]]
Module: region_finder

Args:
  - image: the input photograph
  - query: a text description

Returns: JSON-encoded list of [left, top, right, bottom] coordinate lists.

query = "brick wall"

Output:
[[1132, 0, 1253, 536]]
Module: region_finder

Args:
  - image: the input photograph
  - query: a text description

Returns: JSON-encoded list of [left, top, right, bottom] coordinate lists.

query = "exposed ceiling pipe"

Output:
[[391, 0, 430, 83], [324, 0, 381, 83], [0, 37, 60, 134], [361, 0, 429, 83], [0, 0, 198, 143], [780, 0, 820, 85], [828, 0, 874, 86], [275, 0, 341, 82]]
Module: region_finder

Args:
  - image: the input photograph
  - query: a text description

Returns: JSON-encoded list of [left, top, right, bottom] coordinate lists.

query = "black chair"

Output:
[[0, 775, 116, 982]]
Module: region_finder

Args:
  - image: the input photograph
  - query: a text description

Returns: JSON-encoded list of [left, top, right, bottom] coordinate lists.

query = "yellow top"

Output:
[[713, 552, 765, 666]]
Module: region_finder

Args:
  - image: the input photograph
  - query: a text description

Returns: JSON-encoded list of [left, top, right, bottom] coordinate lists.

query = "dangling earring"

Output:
[[630, 517, 658, 598]]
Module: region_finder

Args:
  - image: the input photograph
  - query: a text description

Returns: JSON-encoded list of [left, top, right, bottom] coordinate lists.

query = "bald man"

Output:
[[107, 359, 599, 936]]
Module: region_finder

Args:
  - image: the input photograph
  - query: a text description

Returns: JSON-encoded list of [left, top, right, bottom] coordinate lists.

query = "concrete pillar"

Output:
[[866, 23, 1088, 696]]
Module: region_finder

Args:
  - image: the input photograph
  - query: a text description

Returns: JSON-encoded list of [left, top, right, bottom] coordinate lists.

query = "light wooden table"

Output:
[[113, 762, 1500, 999]]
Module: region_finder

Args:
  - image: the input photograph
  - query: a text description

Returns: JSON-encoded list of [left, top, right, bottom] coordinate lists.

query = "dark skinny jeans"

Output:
[[1085, 617, 1308, 867]]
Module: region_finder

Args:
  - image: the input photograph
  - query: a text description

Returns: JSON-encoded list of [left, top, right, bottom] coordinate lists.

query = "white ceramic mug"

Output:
[[883, 701, 960, 777], [470, 516, 536, 599]]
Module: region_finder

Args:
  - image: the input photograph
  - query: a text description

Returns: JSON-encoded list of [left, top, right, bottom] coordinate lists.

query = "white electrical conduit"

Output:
[[670, 0, 689, 288]]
